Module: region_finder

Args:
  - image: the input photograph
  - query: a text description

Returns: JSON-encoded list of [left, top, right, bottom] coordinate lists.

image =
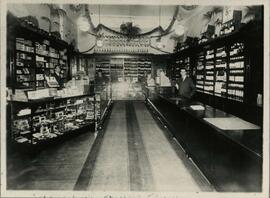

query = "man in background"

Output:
[[95, 69, 108, 84], [95, 69, 109, 92], [51, 65, 64, 89], [176, 68, 196, 101]]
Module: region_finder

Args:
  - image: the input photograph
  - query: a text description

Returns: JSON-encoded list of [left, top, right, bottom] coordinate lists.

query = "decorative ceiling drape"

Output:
[[84, 5, 180, 37]]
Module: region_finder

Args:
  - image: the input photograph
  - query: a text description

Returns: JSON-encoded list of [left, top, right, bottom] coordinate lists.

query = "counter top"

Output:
[[8, 93, 95, 104], [154, 94, 262, 158]]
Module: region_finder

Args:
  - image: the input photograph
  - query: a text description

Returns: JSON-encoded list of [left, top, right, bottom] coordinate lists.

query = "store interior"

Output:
[[5, 3, 264, 193]]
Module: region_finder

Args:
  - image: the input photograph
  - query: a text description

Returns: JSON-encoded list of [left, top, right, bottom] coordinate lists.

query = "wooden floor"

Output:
[[7, 130, 97, 190], [7, 101, 213, 191]]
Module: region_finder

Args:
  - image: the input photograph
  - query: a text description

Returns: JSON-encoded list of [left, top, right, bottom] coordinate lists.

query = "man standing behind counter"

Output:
[[176, 68, 196, 101]]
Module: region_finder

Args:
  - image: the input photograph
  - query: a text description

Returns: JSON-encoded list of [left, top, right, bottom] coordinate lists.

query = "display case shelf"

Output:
[[9, 95, 97, 145]]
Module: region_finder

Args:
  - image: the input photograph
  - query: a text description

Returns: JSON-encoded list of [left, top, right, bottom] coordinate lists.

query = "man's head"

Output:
[[97, 69, 102, 77], [55, 65, 61, 74], [180, 68, 187, 78]]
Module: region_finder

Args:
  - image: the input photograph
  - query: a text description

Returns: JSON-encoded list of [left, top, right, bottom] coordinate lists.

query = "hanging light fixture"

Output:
[[77, 16, 90, 32], [174, 23, 185, 36], [156, 6, 163, 49], [96, 5, 103, 48], [76, 5, 90, 32]]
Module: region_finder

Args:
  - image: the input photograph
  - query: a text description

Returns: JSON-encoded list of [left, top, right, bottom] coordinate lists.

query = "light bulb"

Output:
[[175, 24, 185, 36]]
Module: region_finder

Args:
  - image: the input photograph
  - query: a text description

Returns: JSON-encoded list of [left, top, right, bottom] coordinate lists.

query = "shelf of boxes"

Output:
[[214, 46, 227, 97], [124, 59, 138, 79], [216, 46, 227, 59], [95, 59, 112, 78], [171, 55, 191, 80], [15, 38, 36, 89], [10, 24, 98, 145], [204, 49, 215, 95], [8, 16, 100, 148], [196, 52, 205, 92], [14, 36, 69, 91], [123, 58, 152, 80], [95, 58, 152, 81], [195, 41, 246, 102], [59, 49, 68, 79], [227, 42, 245, 102]]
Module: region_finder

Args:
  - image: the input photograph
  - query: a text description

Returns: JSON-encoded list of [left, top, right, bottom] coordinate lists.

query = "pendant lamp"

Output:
[[77, 5, 90, 32], [77, 16, 90, 32], [175, 23, 185, 36], [96, 5, 103, 48], [156, 6, 163, 49]]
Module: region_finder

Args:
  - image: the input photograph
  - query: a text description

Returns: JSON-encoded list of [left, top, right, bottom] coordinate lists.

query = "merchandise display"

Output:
[[11, 95, 96, 145], [227, 42, 245, 102], [125, 58, 152, 79], [220, 9, 242, 36], [7, 14, 102, 147], [169, 55, 191, 80], [95, 57, 152, 80], [196, 51, 205, 92], [11, 19, 69, 91], [191, 41, 245, 102], [4, 5, 264, 193]]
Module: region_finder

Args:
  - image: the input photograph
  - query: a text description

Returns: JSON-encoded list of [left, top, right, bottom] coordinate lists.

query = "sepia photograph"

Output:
[[1, 0, 269, 197]]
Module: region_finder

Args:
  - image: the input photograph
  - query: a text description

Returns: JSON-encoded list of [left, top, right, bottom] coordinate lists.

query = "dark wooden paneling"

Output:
[[147, 95, 262, 191]]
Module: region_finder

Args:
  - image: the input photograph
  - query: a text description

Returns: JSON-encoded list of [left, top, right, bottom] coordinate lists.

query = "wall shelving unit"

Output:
[[194, 41, 245, 103], [172, 20, 263, 125], [7, 13, 98, 148]]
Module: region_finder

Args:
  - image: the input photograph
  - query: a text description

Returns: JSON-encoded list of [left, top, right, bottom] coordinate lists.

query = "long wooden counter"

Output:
[[146, 93, 262, 192]]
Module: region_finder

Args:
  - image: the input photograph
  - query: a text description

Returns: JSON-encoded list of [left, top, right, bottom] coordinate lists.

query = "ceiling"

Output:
[[66, 4, 204, 31], [88, 5, 177, 17], [63, 4, 255, 38], [90, 5, 176, 30]]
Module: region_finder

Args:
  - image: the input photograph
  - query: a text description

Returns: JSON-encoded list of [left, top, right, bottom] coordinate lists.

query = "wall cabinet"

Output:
[[6, 13, 100, 148], [7, 13, 72, 91], [171, 21, 263, 125]]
